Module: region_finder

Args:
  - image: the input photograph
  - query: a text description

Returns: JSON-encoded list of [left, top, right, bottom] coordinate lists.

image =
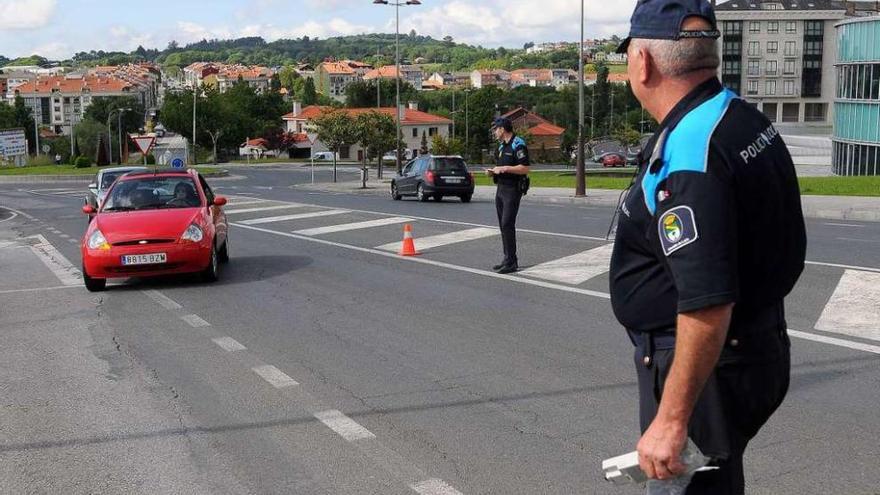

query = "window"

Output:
[[722, 60, 742, 75], [767, 41, 778, 54], [723, 21, 742, 36], [723, 41, 742, 56], [784, 80, 795, 95], [784, 41, 797, 56], [782, 103, 799, 122], [750, 21, 760, 33], [804, 41, 823, 56], [763, 102, 778, 122], [748, 41, 760, 56], [766, 80, 777, 95], [412, 128, 418, 138], [804, 103, 826, 122], [428, 127, 438, 137], [784, 60, 796, 75], [804, 59, 821, 70], [747, 80, 759, 95], [748, 60, 761, 76], [786, 21, 797, 34], [766, 60, 778, 75], [768, 21, 779, 34], [805, 21, 824, 37]]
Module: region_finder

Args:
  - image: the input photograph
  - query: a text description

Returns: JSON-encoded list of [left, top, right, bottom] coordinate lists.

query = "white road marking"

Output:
[[67, 239, 78, 244], [252, 365, 299, 388], [824, 223, 864, 228], [143, 289, 182, 310], [0, 211, 18, 223], [212, 336, 247, 352], [376, 227, 497, 253], [805, 260, 880, 274], [224, 199, 268, 207], [293, 217, 412, 236], [789, 329, 880, 355], [239, 209, 350, 226], [225, 204, 306, 215], [0, 285, 83, 295], [27, 234, 81, 286], [520, 243, 614, 285], [181, 314, 211, 328], [58, 234, 70, 239], [410, 479, 465, 495], [836, 237, 880, 244], [313, 410, 376, 441], [815, 270, 880, 341]]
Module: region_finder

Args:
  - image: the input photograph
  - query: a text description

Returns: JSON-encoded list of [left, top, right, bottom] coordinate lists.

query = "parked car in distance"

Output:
[[80, 168, 229, 292], [600, 153, 626, 168], [312, 151, 336, 161], [382, 149, 414, 162], [391, 155, 475, 203], [85, 166, 149, 220]]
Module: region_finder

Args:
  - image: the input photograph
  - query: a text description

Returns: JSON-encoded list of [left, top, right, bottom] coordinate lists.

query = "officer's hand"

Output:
[[485, 168, 495, 177], [637, 417, 688, 480]]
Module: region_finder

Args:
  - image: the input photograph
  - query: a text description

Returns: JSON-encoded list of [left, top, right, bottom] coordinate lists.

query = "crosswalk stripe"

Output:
[[224, 204, 306, 215], [293, 217, 412, 236], [815, 269, 880, 341], [224, 199, 268, 207], [239, 209, 350, 225], [376, 227, 497, 252], [519, 243, 614, 285]]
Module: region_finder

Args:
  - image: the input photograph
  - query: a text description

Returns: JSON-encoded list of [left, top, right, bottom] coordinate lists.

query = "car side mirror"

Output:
[[213, 196, 227, 207], [88, 183, 97, 190], [82, 205, 96, 215]]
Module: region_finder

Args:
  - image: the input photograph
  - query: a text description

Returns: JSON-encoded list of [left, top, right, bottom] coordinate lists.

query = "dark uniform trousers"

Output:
[[633, 304, 791, 495], [495, 181, 522, 265]]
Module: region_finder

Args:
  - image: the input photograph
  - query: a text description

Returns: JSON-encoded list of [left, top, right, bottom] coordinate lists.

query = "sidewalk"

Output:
[[296, 178, 880, 222]]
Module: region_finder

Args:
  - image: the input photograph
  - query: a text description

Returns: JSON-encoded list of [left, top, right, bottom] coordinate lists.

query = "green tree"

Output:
[[312, 110, 358, 183], [430, 134, 465, 156], [83, 96, 145, 161], [73, 120, 106, 163], [354, 111, 396, 180], [302, 78, 317, 105], [278, 65, 299, 90], [420, 131, 429, 155]]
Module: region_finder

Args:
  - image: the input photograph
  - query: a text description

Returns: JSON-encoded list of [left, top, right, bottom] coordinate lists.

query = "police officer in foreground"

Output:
[[609, 0, 806, 492], [487, 117, 530, 274]]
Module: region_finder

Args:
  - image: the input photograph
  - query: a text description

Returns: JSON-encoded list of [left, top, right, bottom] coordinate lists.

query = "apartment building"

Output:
[[715, 0, 847, 125], [315, 61, 361, 102], [363, 65, 424, 90]]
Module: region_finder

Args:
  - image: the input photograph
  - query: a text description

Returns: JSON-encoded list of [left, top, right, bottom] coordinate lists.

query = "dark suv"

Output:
[[391, 155, 475, 203]]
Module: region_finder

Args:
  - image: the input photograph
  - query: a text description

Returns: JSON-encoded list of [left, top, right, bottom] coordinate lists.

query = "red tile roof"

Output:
[[320, 62, 356, 74], [14, 75, 132, 94], [529, 122, 565, 136], [283, 106, 452, 125]]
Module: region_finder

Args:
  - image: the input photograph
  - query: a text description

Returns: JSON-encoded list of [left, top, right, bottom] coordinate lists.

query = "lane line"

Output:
[[789, 329, 880, 355], [142, 290, 182, 310], [0, 211, 18, 223], [239, 209, 350, 226], [805, 260, 880, 274], [252, 365, 299, 388], [836, 237, 880, 244], [410, 479, 465, 495], [814, 270, 880, 341], [0, 285, 83, 295], [520, 244, 614, 285], [181, 314, 211, 328], [313, 410, 376, 442], [212, 336, 247, 352], [27, 234, 81, 286], [293, 217, 412, 236], [225, 204, 306, 215], [376, 227, 498, 253], [224, 200, 268, 207], [824, 223, 864, 228], [233, 223, 611, 299]]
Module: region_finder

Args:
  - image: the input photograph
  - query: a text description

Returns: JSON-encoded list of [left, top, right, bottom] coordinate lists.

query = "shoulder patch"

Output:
[[658, 206, 699, 256], [512, 137, 526, 148]]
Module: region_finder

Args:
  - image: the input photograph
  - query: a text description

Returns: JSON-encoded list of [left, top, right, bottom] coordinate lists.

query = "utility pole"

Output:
[[377, 46, 381, 109], [575, 0, 586, 196], [192, 87, 197, 165], [33, 84, 40, 156], [590, 88, 595, 139], [452, 89, 456, 138]]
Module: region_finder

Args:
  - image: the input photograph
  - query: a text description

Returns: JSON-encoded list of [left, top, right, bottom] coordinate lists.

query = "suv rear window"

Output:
[[431, 158, 468, 173]]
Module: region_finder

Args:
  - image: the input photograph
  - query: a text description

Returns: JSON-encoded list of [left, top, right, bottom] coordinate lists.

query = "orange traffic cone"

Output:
[[399, 224, 420, 256]]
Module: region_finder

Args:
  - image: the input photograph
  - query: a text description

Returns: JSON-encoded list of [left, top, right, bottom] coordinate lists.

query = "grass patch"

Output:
[[474, 170, 632, 189], [0, 164, 220, 177]]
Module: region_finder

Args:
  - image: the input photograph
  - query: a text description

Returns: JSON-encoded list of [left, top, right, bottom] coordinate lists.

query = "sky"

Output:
[[0, 0, 638, 60]]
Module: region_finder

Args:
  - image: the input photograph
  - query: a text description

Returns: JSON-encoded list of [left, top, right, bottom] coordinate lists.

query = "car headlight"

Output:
[[88, 230, 110, 250], [181, 223, 204, 242]]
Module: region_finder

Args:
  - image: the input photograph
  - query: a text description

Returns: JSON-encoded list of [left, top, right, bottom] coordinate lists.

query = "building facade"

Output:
[[833, 16, 880, 175], [315, 62, 360, 102], [715, 0, 846, 126]]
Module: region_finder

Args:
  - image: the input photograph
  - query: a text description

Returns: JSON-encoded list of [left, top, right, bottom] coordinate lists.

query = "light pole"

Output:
[[32, 82, 41, 156], [576, 0, 586, 196], [108, 108, 131, 165], [373, 0, 421, 173], [192, 87, 198, 165]]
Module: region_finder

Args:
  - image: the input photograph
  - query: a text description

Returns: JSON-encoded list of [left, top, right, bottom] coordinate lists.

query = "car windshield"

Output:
[[102, 176, 201, 211], [432, 158, 468, 173], [100, 172, 126, 190]]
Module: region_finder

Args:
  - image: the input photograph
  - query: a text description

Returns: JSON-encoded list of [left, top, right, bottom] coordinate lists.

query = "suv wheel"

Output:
[[417, 184, 429, 202], [391, 182, 402, 200]]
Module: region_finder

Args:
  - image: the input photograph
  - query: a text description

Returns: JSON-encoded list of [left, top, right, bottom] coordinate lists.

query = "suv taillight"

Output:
[[425, 171, 435, 184]]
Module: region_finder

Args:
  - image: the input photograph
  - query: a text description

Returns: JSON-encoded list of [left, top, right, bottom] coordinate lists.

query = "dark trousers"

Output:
[[495, 183, 522, 265], [635, 327, 791, 494]]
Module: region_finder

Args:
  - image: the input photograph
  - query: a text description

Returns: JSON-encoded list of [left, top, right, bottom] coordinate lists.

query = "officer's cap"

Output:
[[617, 0, 720, 54], [492, 117, 513, 132]]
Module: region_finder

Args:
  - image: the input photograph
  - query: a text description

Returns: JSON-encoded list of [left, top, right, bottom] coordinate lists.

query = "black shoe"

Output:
[[493, 262, 506, 271], [496, 263, 518, 274]]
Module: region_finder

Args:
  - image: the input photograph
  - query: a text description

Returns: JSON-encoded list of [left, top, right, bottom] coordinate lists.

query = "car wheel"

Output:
[[202, 244, 219, 282], [460, 194, 472, 203], [218, 237, 230, 264], [391, 182, 402, 201], [417, 184, 429, 202], [82, 266, 106, 292]]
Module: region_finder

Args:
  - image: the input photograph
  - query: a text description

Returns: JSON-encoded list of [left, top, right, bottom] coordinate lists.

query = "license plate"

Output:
[[443, 176, 463, 183], [121, 253, 167, 265]]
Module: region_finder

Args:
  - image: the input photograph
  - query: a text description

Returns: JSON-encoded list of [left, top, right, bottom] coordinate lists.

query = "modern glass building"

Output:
[[833, 17, 880, 176]]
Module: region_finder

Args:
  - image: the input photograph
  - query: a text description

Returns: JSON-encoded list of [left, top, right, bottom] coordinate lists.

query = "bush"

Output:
[[27, 155, 54, 167], [145, 154, 156, 165], [74, 156, 92, 168]]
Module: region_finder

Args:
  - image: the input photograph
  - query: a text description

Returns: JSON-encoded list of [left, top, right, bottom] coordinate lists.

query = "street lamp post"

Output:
[[108, 108, 131, 165], [373, 0, 421, 173], [575, 0, 586, 196]]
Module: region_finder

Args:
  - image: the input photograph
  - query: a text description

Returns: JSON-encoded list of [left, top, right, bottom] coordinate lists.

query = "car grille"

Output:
[[106, 262, 185, 274], [112, 239, 176, 247]]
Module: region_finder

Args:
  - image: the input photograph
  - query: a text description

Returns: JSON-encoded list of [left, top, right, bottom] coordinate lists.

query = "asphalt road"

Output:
[[1, 166, 878, 494]]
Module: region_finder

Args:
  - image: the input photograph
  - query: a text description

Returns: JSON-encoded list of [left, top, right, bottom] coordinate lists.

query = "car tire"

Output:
[[460, 194, 472, 203], [417, 184, 429, 202], [82, 266, 106, 292], [202, 244, 219, 282], [218, 237, 230, 264], [391, 182, 402, 201]]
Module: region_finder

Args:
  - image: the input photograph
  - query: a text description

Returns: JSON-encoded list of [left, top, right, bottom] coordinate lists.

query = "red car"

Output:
[[80, 169, 229, 292], [600, 153, 626, 168]]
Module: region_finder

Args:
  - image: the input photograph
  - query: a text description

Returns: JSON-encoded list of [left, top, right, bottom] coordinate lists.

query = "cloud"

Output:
[[0, 0, 56, 29], [31, 41, 67, 59], [174, 18, 373, 44]]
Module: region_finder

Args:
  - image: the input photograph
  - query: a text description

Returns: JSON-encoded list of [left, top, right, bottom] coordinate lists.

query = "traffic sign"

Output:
[[170, 157, 185, 169], [41, 144, 50, 153], [0, 129, 27, 158], [130, 134, 156, 155]]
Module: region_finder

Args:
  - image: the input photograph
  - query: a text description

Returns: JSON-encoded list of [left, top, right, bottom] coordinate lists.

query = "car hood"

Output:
[[95, 208, 202, 243]]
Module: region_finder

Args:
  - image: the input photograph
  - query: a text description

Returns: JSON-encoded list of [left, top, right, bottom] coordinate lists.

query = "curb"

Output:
[[0, 169, 232, 184]]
